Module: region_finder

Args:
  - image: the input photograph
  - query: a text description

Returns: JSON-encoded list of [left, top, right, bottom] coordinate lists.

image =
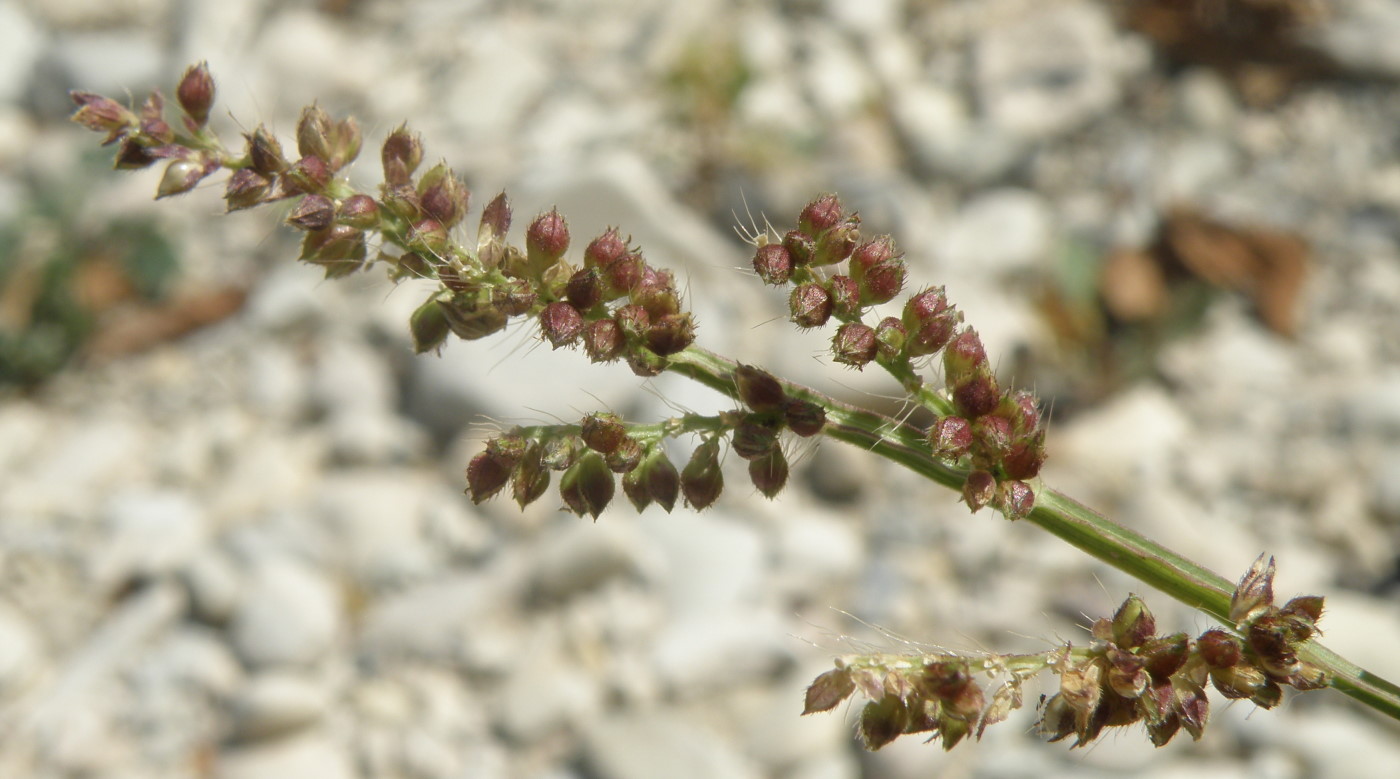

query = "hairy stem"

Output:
[[667, 345, 1400, 721]]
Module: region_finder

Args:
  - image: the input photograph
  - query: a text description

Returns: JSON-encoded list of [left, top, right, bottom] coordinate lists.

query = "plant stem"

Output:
[[666, 345, 1400, 722]]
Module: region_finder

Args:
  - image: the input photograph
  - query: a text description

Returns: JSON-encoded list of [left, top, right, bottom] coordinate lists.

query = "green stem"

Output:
[[666, 345, 1400, 722]]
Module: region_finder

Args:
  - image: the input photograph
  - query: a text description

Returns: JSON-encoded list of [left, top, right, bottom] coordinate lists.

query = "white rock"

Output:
[[801, 24, 874, 118], [310, 338, 396, 416], [529, 519, 660, 602], [232, 672, 329, 741], [1308, 0, 1400, 77], [228, 558, 341, 668], [0, 599, 39, 699], [0, 1, 42, 104], [1343, 369, 1400, 439], [583, 712, 762, 779], [94, 488, 206, 589], [140, 627, 243, 700], [181, 550, 243, 624], [1047, 384, 1189, 499], [651, 611, 792, 697], [975, 2, 1127, 141], [635, 509, 765, 615], [940, 188, 1053, 275], [217, 732, 354, 779], [358, 564, 526, 664], [497, 645, 602, 744]]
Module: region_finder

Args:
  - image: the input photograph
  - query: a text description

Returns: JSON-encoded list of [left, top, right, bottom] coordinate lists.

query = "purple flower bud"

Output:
[[928, 416, 973, 459], [996, 479, 1035, 520], [287, 194, 335, 231], [799, 194, 844, 237], [409, 294, 451, 354], [439, 291, 507, 340], [492, 278, 537, 317], [752, 243, 793, 285], [156, 157, 210, 199], [381, 124, 423, 187], [645, 313, 695, 356], [622, 460, 652, 512], [1197, 629, 1242, 668], [327, 116, 362, 170], [731, 417, 780, 460], [734, 365, 786, 413], [827, 275, 861, 318], [1001, 432, 1046, 480], [539, 302, 584, 348], [789, 283, 833, 328], [783, 230, 815, 266], [417, 163, 470, 228], [408, 218, 448, 255], [601, 252, 645, 298], [630, 268, 680, 319], [526, 209, 570, 272], [140, 115, 175, 145], [804, 668, 856, 715], [1111, 595, 1156, 649], [943, 328, 989, 379], [297, 104, 333, 161], [623, 449, 679, 512], [581, 412, 628, 454], [285, 154, 332, 194], [566, 267, 604, 311], [69, 91, 138, 138], [962, 470, 996, 512], [748, 448, 788, 498], [613, 304, 650, 341], [813, 217, 860, 266], [783, 399, 826, 437], [856, 254, 906, 305], [584, 227, 628, 269], [560, 452, 614, 520], [337, 194, 381, 229], [512, 442, 551, 509], [176, 62, 215, 126], [583, 319, 625, 363], [831, 322, 877, 367], [479, 191, 512, 245], [681, 439, 724, 510], [466, 436, 525, 503], [874, 317, 906, 360], [606, 436, 643, 473], [971, 414, 1012, 460], [903, 287, 961, 356], [246, 126, 288, 176], [113, 137, 160, 170], [224, 168, 271, 211], [951, 374, 1000, 419]]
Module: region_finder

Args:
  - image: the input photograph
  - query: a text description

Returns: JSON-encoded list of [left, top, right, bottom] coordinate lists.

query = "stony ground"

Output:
[[3, 0, 1400, 777]]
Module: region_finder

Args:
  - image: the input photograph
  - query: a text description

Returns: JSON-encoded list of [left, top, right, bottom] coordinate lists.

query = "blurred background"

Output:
[[3, 0, 1400, 776]]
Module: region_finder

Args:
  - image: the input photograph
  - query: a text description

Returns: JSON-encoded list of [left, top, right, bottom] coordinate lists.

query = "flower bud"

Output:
[[731, 417, 780, 460], [799, 194, 844, 237], [287, 194, 335, 231], [176, 62, 215, 126], [1197, 629, 1242, 669], [734, 365, 786, 413], [581, 412, 627, 454], [1110, 595, 1157, 649], [629, 268, 680, 319], [113, 137, 162, 169], [559, 452, 615, 520], [410, 293, 451, 354], [784, 399, 826, 437], [971, 414, 1012, 460], [1230, 554, 1276, 624], [944, 328, 989, 378], [479, 191, 512, 247], [928, 416, 972, 459], [583, 319, 625, 362], [789, 283, 833, 328], [601, 432, 640, 471], [1210, 664, 1280, 708], [874, 317, 905, 360], [224, 168, 272, 211], [828, 275, 861, 318], [681, 439, 724, 509], [813, 217, 860, 266], [584, 227, 628, 269], [748, 448, 788, 498], [513, 442, 550, 508], [407, 218, 448, 256], [752, 243, 793, 285], [327, 116, 362, 170], [601, 252, 645, 298], [466, 436, 525, 503], [903, 288, 961, 356], [296, 104, 333, 161], [962, 469, 996, 512], [156, 157, 210, 199], [241, 127, 285, 177], [526, 209, 570, 273], [645, 313, 695, 356], [951, 374, 1000, 419], [850, 237, 907, 305], [285, 154, 332, 194], [566, 267, 604, 311], [1280, 595, 1324, 640], [381, 124, 423, 187], [418, 162, 470, 228], [1001, 432, 1046, 480], [625, 449, 680, 512], [783, 230, 814, 266], [831, 322, 877, 367], [69, 91, 138, 138], [1105, 645, 1149, 699], [613, 304, 650, 341], [622, 459, 651, 512], [336, 193, 380, 230], [803, 667, 856, 715], [996, 479, 1034, 520], [137, 92, 174, 143], [539, 302, 584, 348]]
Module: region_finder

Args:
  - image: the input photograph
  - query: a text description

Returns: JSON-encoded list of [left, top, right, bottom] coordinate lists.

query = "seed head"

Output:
[[789, 283, 833, 328], [783, 230, 815, 266], [831, 322, 877, 367], [381, 124, 423, 187], [748, 448, 788, 498], [559, 452, 615, 520], [581, 412, 628, 454], [539, 302, 584, 348], [409, 294, 451, 354], [583, 319, 625, 362], [783, 399, 826, 437], [296, 104, 333, 161], [752, 243, 793, 285], [526, 209, 570, 272], [734, 365, 786, 413], [156, 157, 210, 199], [287, 194, 335, 231], [731, 417, 780, 460], [175, 62, 215, 127], [681, 439, 724, 509], [566, 267, 604, 311], [513, 442, 551, 509], [962, 470, 997, 512], [828, 275, 861, 318], [224, 168, 272, 211], [996, 479, 1035, 520], [928, 415, 973, 459], [70, 91, 138, 139], [645, 313, 695, 356], [584, 227, 628, 269], [479, 191, 512, 246], [417, 163, 470, 228], [799, 194, 844, 237]]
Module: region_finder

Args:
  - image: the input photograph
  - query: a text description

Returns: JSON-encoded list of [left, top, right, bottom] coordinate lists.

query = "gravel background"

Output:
[[3, 1, 1400, 777]]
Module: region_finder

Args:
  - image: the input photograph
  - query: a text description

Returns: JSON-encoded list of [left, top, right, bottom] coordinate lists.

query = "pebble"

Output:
[[216, 732, 355, 779], [93, 488, 206, 590], [0, 1, 41, 104], [231, 671, 329, 742], [582, 712, 762, 779], [0, 599, 39, 699], [228, 558, 341, 669], [940, 188, 1053, 275]]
